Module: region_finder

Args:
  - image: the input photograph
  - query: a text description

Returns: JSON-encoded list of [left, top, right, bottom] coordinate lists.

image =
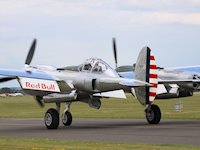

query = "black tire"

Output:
[[62, 111, 72, 126], [44, 108, 59, 129], [146, 104, 161, 124]]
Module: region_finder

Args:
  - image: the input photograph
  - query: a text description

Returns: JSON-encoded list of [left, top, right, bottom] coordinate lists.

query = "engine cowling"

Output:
[[74, 78, 98, 92], [156, 88, 193, 99], [81, 96, 101, 109]]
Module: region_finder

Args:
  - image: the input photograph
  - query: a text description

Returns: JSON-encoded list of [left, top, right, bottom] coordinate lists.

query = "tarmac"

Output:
[[0, 118, 200, 145]]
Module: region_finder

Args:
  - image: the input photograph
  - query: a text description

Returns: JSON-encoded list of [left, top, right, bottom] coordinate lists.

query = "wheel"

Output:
[[44, 108, 59, 129], [146, 104, 161, 124], [62, 111, 72, 126]]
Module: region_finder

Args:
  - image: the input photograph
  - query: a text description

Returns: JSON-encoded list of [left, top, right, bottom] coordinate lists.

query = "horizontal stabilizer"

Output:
[[93, 89, 126, 99]]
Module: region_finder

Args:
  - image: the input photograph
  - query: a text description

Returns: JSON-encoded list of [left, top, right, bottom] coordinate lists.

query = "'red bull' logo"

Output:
[[20, 78, 60, 92], [25, 82, 56, 91]]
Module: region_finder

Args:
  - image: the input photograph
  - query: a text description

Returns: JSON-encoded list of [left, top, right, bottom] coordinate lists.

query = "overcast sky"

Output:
[[0, 0, 200, 87]]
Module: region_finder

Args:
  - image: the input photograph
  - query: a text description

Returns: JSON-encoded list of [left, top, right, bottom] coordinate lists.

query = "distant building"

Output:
[[0, 87, 25, 97]]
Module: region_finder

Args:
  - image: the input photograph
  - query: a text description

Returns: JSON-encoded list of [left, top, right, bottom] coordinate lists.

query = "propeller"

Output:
[[25, 39, 37, 66], [112, 38, 118, 69], [112, 38, 135, 72], [25, 39, 44, 107]]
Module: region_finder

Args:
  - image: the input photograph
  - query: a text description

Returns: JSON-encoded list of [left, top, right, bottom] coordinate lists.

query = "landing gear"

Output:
[[145, 104, 161, 124], [62, 111, 72, 126], [44, 102, 73, 129], [62, 102, 72, 126], [44, 108, 59, 129]]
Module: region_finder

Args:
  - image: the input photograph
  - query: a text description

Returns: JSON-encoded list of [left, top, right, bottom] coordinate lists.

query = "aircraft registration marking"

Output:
[[19, 77, 60, 92]]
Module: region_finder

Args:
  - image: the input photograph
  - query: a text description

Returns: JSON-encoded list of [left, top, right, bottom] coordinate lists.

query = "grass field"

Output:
[[0, 94, 200, 149], [0, 93, 200, 119], [0, 137, 200, 150]]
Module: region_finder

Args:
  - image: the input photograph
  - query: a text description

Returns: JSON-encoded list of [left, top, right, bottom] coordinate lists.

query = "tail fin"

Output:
[[133, 47, 158, 105]]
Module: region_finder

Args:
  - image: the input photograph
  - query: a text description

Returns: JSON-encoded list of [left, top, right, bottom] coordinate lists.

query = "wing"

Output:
[[167, 65, 200, 75], [57, 66, 79, 71], [118, 71, 135, 79], [158, 79, 200, 85], [0, 69, 73, 95], [0, 69, 55, 81]]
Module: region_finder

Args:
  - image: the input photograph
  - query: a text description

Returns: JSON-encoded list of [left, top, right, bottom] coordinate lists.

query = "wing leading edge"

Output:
[[0, 69, 54, 80], [158, 79, 200, 84]]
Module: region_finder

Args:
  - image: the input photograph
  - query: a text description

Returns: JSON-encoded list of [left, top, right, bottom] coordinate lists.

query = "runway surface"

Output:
[[0, 118, 200, 145]]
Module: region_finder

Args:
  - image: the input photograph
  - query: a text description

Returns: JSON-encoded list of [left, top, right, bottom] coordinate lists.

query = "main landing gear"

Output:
[[145, 104, 161, 124], [44, 102, 72, 129]]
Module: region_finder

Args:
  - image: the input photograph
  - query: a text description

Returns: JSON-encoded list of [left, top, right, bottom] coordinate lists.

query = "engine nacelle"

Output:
[[156, 93, 179, 99], [74, 77, 123, 93], [81, 96, 101, 109], [74, 78, 98, 92], [156, 88, 193, 99], [179, 88, 193, 97], [88, 97, 101, 109]]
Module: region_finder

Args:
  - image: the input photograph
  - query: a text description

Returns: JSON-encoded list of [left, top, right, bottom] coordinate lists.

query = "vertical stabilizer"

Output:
[[134, 47, 158, 105]]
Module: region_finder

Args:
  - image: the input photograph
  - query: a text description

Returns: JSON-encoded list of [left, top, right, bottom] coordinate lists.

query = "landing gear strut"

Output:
[[145, 104, 161, 124], [62, 102, 72, 126]]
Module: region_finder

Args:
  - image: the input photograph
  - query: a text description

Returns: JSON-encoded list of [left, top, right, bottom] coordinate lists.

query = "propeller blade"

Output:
[[25, 39, 37, 65], [112, 38, 118, 68]]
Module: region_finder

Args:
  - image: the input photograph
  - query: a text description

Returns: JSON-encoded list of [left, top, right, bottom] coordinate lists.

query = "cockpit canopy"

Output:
[[78, 58, 119, 77], [79, 58, 107, 72]]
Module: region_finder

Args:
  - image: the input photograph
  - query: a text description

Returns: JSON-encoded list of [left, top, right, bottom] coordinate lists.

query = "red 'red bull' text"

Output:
[[25, 82, 55, 91]]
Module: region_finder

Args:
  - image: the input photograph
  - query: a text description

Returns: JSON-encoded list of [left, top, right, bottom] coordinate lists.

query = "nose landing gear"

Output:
[[62, 102, 72, 126]]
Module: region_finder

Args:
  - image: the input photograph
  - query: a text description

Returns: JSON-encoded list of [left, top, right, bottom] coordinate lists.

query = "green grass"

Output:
[[0, 137, 199, 150], [1, 95, 200, 149], [0, 93, 200, 119]]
